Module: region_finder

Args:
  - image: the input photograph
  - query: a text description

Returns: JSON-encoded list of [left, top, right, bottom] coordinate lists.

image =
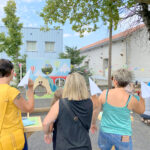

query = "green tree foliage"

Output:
[[40, 0, 135, 36], [71, 66, 92, 86], [59, 46, 91, 85], [59, 46, 86, 67], [135, 0, 150, 3], [40, 0, 149, 87], [0, 0, 23, 60], [40, 0, 136, 88], [0, 0, 25, 86]]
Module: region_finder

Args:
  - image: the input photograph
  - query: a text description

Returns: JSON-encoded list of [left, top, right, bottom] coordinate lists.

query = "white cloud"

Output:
[[28, 23, 34, 27], [64, 31, 91, 38], [82, 25, 93, 28], [24, 23, 38, 27], [63, 33, 72, 38], [74, 25, 93, 37], [74, 31, 91, 37]]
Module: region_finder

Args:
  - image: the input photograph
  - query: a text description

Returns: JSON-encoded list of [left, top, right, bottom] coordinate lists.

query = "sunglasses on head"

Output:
[[111, 76, 113, 80]]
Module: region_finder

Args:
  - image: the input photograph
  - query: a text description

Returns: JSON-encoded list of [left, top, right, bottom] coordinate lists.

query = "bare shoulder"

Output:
[[99, 89, 107, 104], [100, 90, 107, 97], [128, 95, 140, 109], [129, 95, 139, 104]]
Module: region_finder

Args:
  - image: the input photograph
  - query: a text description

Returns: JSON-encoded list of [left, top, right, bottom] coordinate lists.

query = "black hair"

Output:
[[0, 59, 14, 77]]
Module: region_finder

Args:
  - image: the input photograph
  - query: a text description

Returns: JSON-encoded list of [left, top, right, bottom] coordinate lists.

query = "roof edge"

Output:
[[0, 26, 63, 30], [80, 24, 145, 52]]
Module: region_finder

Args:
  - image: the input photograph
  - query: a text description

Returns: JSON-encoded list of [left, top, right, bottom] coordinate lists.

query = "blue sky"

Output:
[[0, 0, 135, 50]]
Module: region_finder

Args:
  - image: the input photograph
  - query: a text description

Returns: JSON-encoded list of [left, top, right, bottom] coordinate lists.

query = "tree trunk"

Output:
[[108, 21, 113, 89], [139, 3, 150, 40], [136, 0, 150, 4]]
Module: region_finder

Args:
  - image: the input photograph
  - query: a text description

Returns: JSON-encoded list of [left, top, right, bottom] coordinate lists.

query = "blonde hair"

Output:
[[50, 88, 63, 107], [62, 72, 89, 100]]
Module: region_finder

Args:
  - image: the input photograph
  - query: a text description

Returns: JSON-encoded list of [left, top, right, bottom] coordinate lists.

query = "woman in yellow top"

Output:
[[0, 59, 34, 150]]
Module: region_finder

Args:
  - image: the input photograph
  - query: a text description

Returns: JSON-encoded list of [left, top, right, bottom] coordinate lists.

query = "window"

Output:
[[103, 58, 108, 76], [55, 78, 65, 87], [45, 42, 55, 52], [103, 58, 108, 70], [26, 41, 37, 51], [84, 60, 89, 68]]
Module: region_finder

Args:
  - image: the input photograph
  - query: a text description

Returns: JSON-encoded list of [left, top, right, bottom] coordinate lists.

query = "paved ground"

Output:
[[27, 99, 150, 150]]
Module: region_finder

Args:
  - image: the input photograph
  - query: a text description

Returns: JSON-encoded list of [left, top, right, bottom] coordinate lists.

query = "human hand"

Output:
[[138, 91, 142, 97], [130, 83, 135, 93], [90, 124, 97, 134], [44, 133, 52, 144], [125, 83, 135, 94], [28, 79, 34, 89]]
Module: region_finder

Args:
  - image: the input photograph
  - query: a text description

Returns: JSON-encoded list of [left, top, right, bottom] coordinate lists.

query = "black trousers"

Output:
[[23, 134, 28, 150]]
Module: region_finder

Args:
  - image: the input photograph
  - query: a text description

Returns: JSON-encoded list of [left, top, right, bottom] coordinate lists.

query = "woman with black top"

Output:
[[43, 72, 93, 150]]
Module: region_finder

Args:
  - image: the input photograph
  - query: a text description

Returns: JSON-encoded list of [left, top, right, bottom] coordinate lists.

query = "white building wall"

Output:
[[81, 40, 127, 76], [127, 28, 150, 81], [80, 47, 102, 76], [80, 27, 150, 82]]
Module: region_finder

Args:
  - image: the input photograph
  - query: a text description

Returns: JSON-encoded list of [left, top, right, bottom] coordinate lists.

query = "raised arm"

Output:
[[14, 79, 34, 113], [43, 100, 59, 134], [43, 100, 59, 144], [90, 92, 104, 133], [130, 94, 145, 114]]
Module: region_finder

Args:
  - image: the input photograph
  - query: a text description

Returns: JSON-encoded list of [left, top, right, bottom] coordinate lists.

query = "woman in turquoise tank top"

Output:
[[91, 69, 145, 150]]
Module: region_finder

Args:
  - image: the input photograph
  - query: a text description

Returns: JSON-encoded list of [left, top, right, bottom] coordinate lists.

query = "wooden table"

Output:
[[24, 116, 43, 138]]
